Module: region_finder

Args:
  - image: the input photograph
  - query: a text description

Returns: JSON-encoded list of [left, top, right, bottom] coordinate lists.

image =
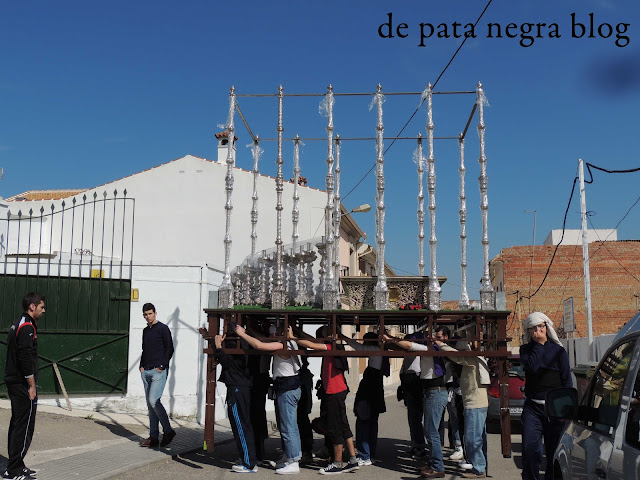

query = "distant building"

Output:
[[490, 230, 640, 346]]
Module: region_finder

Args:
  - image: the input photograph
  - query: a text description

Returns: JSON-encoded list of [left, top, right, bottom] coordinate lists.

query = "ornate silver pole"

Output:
[[272, 85, 286, 309], [415, 133, 425, 277], [333, 134, 342, 306], [316, 239, 327, 307], [250, 136, 262, 258], [425, 84, 441, 311], [477, 82, 494, 310], [290, 135, 302, 305], [373, 84, 388, 310], [322, 85, 338, 310], [258, 249, 269, 305], [292, 135, 301, 254], [458, 134, 470, 309], [219, 86, 236, 309]]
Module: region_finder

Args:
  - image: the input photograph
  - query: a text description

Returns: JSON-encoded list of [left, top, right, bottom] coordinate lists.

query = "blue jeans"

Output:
[[141, 369, 173, 439], [356, 413, 379, 460], [276, 387, 302, 462], [423, 388, 448, 472], [464, 407, 488, 475]]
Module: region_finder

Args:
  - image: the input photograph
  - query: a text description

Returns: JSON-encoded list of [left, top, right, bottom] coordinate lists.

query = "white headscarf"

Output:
[[524, 312, 561, 345]]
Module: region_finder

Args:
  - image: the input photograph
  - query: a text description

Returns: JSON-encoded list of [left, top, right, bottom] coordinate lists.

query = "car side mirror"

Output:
[[546, 387, 578, 420]]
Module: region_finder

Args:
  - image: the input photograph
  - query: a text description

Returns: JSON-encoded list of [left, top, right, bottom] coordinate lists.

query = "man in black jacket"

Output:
[[3, 292, 45, 480], [214, 332, 258, 473], [138, 303, 176, 448]]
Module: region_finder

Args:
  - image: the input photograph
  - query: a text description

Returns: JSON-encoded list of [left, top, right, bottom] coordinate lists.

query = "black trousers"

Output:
[[227, 385, 257, 470], [7, 383, 37, 475]]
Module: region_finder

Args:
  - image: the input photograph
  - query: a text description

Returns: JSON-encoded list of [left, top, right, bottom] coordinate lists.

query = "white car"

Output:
[[546, 317, 640, 479]]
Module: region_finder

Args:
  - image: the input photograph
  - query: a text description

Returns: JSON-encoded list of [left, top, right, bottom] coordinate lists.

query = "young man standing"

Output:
[[291, 325, 359, 475], [235, 324, 303, 475], [3, 292, 45, 480], [139, 303, 176, 448], [384, 329, 447, 478]]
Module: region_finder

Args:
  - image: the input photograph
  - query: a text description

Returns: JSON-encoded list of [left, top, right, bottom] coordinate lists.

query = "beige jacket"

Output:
[[439, 344, 489, 409]]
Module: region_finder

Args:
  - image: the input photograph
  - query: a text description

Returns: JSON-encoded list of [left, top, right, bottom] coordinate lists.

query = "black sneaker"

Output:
[[341, 460, 360, 473], [319, 463, 343, 475], [22, 469, 36, 478]]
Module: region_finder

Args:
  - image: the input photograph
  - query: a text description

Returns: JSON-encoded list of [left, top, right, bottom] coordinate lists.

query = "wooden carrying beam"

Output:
[[200, 308, 513, 453]]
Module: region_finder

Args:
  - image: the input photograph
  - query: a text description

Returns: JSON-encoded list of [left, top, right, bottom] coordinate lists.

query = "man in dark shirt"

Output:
[[3, 292, 45, 480], [214, 332, 258, 473], [138, 303, 176, 448], [520, 312, 572, 480]]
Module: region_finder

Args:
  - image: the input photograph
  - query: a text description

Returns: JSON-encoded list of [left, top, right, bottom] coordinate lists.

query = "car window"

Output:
[[586, 340, 635, 435], [625, 360, 640, 450], [509, 360, 525, 378]]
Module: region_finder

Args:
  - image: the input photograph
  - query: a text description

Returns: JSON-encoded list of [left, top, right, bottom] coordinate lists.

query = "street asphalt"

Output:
[[0, 387, 526, 480]]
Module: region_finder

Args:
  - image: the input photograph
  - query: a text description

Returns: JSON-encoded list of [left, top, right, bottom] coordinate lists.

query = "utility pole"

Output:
[[579, 159, 594, 361], [524, 210, 537, 313]]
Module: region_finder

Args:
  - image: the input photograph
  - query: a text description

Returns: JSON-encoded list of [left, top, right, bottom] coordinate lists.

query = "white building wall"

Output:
[[543, 229, 617, 246], [5, 155, 329, 423]]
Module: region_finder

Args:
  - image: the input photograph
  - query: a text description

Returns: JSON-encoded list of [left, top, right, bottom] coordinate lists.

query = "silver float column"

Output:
[[425, 84, 441, 311], [322, 85, 338, 310], [458, 134, 470, 309], [219, 86, 237, 309], [415, 133, 425, 277], [333, 134, 342, 307], [290, 135, 302, 304], [373, 84, 389, 310], [250, 137, 261, 258], [477, 82, 495, 310], [272, 85, 286, 309]]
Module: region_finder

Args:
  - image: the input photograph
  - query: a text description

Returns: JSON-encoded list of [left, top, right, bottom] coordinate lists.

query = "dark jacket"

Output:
[[354, 366, 386, 420], [215, 339, 252, 388], [140, 321, 174, 370], [521, 340, 572, 401], [4, 314, 38, 386]]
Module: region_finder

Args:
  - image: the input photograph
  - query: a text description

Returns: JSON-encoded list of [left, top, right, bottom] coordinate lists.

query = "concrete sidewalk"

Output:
[[0, 400, 233, 480], [0, 382, 400, 479]]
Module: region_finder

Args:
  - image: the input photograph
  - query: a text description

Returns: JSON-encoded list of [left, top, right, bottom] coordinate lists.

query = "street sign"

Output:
[[563, 297, 575, 333]]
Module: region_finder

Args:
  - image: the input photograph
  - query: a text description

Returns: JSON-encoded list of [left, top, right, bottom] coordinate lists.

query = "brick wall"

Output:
[[491, 241, 640, 345]]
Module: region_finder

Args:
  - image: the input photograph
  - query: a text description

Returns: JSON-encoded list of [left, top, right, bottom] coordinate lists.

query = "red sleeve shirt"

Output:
[[322, 344, 348, 394]]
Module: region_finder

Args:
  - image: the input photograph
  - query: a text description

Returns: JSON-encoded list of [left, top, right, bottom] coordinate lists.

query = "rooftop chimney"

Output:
[[215, 131, 237, 164]]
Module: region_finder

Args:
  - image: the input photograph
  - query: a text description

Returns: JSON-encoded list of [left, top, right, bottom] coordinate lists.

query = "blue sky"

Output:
[[1, 1, 639, 301]]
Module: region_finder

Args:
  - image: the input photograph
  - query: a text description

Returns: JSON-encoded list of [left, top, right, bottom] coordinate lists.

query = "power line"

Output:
[[587, 215, 640, 284], [342, 0, 494, 202], [525, 161, 640, 301]]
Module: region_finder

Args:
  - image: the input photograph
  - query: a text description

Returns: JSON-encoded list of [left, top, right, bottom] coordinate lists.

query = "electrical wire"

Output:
[[341, 0, 494, 202], [524, 161, 640, 301], [587, 216, 640, 283]]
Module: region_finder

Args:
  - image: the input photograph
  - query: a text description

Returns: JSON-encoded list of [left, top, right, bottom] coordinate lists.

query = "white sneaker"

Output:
[[460, 462, 473, 470], [232, 464, 258, 473], [276, 461, 300, 475], [449, 446, 464, 461], [357, 458, 372, 466]]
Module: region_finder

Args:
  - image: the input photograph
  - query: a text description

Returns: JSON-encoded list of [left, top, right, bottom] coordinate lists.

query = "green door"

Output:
[[0, 274, 131, 394]]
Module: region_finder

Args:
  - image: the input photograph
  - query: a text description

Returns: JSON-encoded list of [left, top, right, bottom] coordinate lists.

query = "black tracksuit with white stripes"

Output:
[[4, 314, 39, 476], [214, 340, 257, 470]]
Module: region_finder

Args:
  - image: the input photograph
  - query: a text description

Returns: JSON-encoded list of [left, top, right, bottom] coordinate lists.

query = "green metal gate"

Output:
[[0, 191, 134, 395]]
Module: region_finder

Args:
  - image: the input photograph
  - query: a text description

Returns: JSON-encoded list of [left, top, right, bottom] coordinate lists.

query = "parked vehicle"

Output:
[[546, 314, 640, 480], [487, 356, 525, 425]]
